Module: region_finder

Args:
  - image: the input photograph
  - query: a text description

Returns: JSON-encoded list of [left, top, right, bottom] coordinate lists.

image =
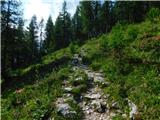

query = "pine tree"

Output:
[[112, 1, 149, 23], [99, 1, 112, 33], [1, 0, 22, 76], [55, 1, 72, 49], [43, 16, 55, 53], [72, 6, 83, 43], [92, 1, 101, 35], [39, 18, 44, 53], [28, 15, 39, 60], [80, 1, 94, 38]]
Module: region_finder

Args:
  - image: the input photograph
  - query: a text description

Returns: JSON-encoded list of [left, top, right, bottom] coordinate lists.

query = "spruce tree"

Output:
[[43, 16, 55, 53], [28, 15, 39, 60], [1, 0, 22, 76], [99, 1, 112, 33], [55, 1, 72, 49], [72, 6, 83, 43], [80, 1, 94, 38]]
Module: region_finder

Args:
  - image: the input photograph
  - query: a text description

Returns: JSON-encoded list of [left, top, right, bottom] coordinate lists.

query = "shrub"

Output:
[[58, 67, 70, 80], [99, 35, 109, 52], [90, 60, 102, 71], [71, 85, 87, 95], [147, 7, 160, 22], [107, 24, 126, 49], [126, 25, 138, 42], [69, 41, 79, 54]]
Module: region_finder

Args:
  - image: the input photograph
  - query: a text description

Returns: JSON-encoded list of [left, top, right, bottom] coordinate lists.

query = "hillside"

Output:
[[1, 18, 160, 120]]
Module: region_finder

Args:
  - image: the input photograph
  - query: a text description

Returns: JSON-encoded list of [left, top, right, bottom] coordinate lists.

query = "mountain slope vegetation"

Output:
[[2, 16, 160, 120]]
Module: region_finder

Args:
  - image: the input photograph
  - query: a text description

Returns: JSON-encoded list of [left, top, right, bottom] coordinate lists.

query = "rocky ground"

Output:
[[54, 54, 138, 120]]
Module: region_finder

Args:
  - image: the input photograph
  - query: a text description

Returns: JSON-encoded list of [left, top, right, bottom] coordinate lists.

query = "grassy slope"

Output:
[[2, 48, 72, 93], [2, 19, 160, 120], [1, 47, 73, 119], [80, 19, 160, 119]]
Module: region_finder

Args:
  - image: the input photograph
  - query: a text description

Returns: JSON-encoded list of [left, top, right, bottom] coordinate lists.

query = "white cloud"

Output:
[[22, 0, 80, 26], [23, 0, 50, 22]]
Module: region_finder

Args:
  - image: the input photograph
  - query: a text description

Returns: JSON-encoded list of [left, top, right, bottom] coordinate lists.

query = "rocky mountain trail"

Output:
[[54, 53, 138, 120]]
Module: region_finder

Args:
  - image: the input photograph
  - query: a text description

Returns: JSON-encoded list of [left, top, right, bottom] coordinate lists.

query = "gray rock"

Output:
[[88, 76, 94, 82], [85, 93, 101, 99], [72, 54, 82, 65], [110, 112, 116, 117], [99, 69, 103, 73], [72, 67, 78, 71], [127, 99, 139, 120], [86, 109, 93, 114], [64, 96, 74, 102], [71, 59, 79, 65], [75, 77, 83, 81], [116, 109, 122, 113], [122, 113, 127, 118], [74, 54, 79, 58], [64, 87, 72, 93], [87, 72, 94, 78], [91, 100, 106, 113], [57, 103, 76, 118], [48, 117, 54, 120], [94, 72, 103, 76], [81, 64, 88, 69], [111, 102, 119, 109], [94, 76, 104, 83]]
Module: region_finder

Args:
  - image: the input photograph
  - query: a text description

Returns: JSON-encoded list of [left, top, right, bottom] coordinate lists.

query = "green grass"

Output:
[[2, 17, 160, 120], [10, 47, 72, 77], [1, 71, 63, 120], [80, 19, 160, 119], [2, 47, 72, 95], [1, 65, 84, 120]]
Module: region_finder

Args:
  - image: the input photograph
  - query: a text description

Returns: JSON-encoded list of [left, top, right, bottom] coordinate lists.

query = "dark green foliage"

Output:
[[80, 1, 94, 38], [72, 6, 84, 43], [80, 1, 102, 38], [55, 1, 72, 49], [147, 7, 160, 22], [69, 41, 79, 54], [43, 16, 55, 53], [28, 15, 39, 60], [1, 0, 23, 76], [112, 115, 124, 120], [69, 42, 76, 54], [107, 24, 126, 49], [90, 61, 102, 71], [58, 67, 71, 80], [71, 85, 87, 95], [113, 1, 145, 23], [99, 1, 112, 33]]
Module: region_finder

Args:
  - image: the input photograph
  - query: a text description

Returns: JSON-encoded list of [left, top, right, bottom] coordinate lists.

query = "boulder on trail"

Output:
[[111, 102, 120, 109], [64, 87, 72, 93], [84, 93, 101, 100], [56, 103, 76, 118], [91, 100, 107, 113]]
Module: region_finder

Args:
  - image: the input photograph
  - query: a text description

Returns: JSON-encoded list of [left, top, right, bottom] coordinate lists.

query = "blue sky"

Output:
[[21, 0, 80, 25]]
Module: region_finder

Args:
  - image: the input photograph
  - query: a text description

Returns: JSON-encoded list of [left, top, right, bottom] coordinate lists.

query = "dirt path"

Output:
[[54, 54, 138, 120], [57, 55, 116, 120], [77, 65, 115, 120]]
